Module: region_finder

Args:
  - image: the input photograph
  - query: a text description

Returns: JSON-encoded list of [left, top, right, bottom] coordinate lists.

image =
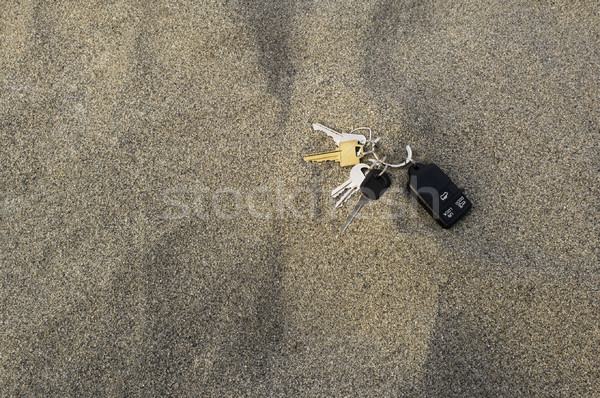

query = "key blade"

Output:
[[312, 123, 345, 146], [339, 195, 370, 234], [313, 123, 367, 145], [331, 178, 352, 197], [303, 149, 341, 163], [335, 186, 358, 207]]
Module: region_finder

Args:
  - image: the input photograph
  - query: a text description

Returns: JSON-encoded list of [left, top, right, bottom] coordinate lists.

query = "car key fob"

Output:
[[408, 163, 472, 228], [360, 169, 391, 200]]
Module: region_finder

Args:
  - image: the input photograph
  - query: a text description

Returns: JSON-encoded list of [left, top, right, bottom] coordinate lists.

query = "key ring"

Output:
[[349, 127, 381, 149], [380, 145, 413, 168], [367, 156, 388, 176], [351, 126, 413, 169], [367, 145, 413, 173]]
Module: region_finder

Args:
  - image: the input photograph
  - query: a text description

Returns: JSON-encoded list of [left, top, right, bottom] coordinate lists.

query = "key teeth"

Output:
[[331, 181, 351, 198], [303, 152, 341, 162], [334, 191, 347, 207], [332, 190, 346, 199], [335, 187, 358, 207], [344, 190, 356, 204]]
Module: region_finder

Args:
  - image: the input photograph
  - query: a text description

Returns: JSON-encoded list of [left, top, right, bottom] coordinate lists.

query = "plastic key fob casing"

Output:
[[360, 169, 391, 200], [408, 163, 471, 228]]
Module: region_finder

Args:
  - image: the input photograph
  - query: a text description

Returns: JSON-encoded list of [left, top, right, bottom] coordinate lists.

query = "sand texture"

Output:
[[1, 1, 599, 396]]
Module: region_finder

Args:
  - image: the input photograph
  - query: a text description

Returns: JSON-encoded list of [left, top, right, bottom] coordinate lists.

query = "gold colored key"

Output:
[[304, 140, 364, 167]]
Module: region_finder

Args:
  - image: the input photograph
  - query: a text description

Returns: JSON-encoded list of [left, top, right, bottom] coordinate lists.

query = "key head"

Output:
[[349, 163, 369, 185], [408, 162, 472, 228], [360, 169, 391, 200], [338, 140, 364, 167]]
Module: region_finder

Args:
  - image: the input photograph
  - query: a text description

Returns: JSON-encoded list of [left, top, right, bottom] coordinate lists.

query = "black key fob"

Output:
[[408, 163, 471, 228], [360, 169, 391, 200]]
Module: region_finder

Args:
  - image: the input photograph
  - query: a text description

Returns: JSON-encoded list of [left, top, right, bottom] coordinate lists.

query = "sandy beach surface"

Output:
[[1, 1, 598, 396]]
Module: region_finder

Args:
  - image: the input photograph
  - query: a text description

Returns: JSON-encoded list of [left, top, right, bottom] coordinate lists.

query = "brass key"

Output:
[[303, 140, 364, 167]]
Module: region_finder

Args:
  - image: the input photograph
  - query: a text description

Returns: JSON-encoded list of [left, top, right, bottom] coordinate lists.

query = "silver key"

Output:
[[339, 169, 391, 234], [331, 163, 369, 207], [313, 123, 367, 146], [340, 195, 372, 234]]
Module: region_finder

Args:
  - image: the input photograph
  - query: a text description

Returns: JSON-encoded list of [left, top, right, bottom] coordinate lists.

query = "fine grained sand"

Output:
[[1, 1, 598, 396]]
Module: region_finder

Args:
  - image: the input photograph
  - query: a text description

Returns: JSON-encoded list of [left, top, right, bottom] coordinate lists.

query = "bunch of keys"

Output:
[[304, 123, 472, 233]]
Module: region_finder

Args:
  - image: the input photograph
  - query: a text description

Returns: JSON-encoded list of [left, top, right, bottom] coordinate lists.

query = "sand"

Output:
[[1, 1, 598, 396]]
